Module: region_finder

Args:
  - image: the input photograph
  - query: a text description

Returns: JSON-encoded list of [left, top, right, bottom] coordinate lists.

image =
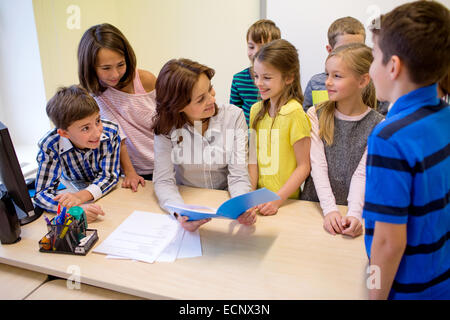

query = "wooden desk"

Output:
[[25, 279, 143, 300], [0, 263, 47, 299], [0, 182, 369, 299]]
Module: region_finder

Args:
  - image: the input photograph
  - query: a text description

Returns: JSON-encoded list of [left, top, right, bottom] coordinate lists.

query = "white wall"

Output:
[[0, 0, 50, 150], [266, 0, 450, 91], [33, 0, 260, 106]]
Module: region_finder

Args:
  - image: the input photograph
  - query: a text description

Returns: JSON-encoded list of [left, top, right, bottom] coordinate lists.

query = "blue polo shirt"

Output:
[[363, 84, 450, 300]]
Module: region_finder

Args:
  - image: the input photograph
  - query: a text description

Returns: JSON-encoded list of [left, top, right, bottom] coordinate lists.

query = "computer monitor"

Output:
[[0, 121, 42, 225]]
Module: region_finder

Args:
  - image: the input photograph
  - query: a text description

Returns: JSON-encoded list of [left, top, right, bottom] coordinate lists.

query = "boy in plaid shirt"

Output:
[[34, 85, 121, 223]]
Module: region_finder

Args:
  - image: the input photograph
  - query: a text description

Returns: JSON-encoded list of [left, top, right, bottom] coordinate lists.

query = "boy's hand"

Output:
[[122, 172, 146, 192], [323, 211, 344, 235], [80, 203, 105, 223], [175, 213, 211, 232], [341, 216, 363, 237], [54, 192, 83, 208], [257, 199, 283, 216], [237, 208, 257, 225]]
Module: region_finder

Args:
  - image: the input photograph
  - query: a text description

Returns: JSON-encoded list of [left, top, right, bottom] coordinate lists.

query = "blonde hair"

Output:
[[251, 39, 303, 129], [318, 43, 377, 145], [247, 19, 281, 44], [328, 17, 366, 48]]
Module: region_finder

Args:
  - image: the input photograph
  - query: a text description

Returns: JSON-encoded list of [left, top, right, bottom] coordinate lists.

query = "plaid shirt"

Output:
[[33, 119, 121, 213]]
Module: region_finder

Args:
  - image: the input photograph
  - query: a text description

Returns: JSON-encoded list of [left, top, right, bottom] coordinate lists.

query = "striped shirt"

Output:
[[33, 120, 121, 213], [363, 84, 450, 299], [94, 69, 156, 175], [230, 67, 260, 125]]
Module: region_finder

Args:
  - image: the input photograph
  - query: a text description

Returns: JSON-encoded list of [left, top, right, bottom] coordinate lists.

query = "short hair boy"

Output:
[[34, 85, 121, 222], [230, 19, 281, 125], [303, 17, 366, 110], [363, 1, 450, 299]]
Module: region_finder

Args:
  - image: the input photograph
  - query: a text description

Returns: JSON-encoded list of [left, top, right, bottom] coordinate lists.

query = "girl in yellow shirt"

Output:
[[249, 39, 311, 215]]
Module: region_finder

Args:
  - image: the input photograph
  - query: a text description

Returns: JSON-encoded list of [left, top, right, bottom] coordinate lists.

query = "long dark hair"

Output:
[[78, 23, 137, 95], [152, 59, 216, 136]]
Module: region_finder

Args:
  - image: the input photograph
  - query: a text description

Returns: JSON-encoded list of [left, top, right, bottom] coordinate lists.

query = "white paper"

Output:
[[177, 229, 202, 259], [156, 229, 203, 262], [156, 228, 185, 262], [106, 227, 203, 262], [94, 211, 180, 263]]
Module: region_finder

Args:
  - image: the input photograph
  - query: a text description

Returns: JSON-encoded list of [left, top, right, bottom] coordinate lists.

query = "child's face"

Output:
[[369, 36, 391, 102], [58, 113, 104, 150], [253, 59, 290, 105], [95, 48, 127, 88], [325, 56, 365, 102], [181, 73, 216, 122], [247, 37, 264, 62]]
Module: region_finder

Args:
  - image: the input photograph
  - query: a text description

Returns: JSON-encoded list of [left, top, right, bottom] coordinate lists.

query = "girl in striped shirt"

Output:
[[78, 23, 157, 192]]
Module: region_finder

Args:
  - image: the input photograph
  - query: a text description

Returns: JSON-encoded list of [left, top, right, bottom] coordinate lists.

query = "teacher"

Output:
[[152, 59, 256, 231]]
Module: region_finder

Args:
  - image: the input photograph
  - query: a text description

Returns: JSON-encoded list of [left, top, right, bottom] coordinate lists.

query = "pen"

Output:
[[59, 218, 73, 239], [43, 215, 51, 225]]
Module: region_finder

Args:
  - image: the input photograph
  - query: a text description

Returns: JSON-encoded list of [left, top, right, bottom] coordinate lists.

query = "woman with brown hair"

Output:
[[152, 59, 256, 231]]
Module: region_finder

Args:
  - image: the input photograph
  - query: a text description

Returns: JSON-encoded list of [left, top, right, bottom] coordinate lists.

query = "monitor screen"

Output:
[[0, 121, 42, 225]]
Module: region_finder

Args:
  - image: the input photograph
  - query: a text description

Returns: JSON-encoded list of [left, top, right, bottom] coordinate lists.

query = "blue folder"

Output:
[[165, 188, 280, 221]]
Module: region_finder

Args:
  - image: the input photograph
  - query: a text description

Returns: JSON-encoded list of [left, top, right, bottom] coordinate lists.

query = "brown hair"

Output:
[[153, 59, 216, 136], [328, 16, 366, 48], [318, 43, 377, 146], [251, 39, 304, 129], [46, 85, 99, 130], [247, 19, 281, 44], [370, 1, 450, 86], [78, 23, 137, 95]]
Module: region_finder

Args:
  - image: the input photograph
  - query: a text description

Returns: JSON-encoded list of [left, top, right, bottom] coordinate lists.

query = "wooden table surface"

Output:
[[0, 181, 369, 299]]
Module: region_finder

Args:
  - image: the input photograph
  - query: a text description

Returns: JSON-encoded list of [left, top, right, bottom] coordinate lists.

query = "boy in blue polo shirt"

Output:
[[363, 1, 450, 299]]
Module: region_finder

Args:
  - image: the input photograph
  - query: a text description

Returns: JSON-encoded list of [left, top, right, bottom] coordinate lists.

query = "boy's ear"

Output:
[[326, 44, 333, 53], [389, 55, 402, 81], [57, 128, 70, 139]]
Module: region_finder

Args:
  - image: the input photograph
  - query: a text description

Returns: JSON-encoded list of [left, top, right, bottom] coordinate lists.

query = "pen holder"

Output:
[[39, 216, 98, 256]]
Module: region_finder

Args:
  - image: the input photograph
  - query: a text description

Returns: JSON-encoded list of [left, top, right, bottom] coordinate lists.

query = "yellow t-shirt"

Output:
[[250, 99, 311, 199]]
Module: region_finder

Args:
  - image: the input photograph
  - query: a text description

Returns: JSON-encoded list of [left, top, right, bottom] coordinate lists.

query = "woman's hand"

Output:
[[175, 213, 211, 232], [237, 208, 257, 225]]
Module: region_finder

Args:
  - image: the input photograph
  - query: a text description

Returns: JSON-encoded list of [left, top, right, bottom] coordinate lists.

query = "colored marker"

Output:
[[43, 215, 51, 225]]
